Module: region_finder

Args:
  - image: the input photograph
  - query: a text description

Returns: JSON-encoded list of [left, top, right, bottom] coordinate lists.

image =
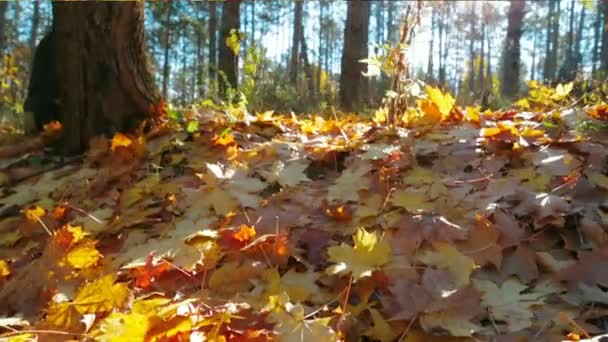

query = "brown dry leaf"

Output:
[[456, 215, 502, 268]]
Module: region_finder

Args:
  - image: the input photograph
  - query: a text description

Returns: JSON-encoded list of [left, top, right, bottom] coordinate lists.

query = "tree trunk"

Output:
[[301, 34, 315, 97], [24, 1, 159, 154], [601, 0, 608, 73], [29, 0, 40, 62], [467, 3, 476, 96], [593, 4, 601, 76], [477, 21, 485, 93], [0, 1, 8, 67], [339, 0, 370, 112], [208, 1, 217, 93], [219, 0, 241, 95], [317, 1, 324, 96], [161, 2, 173, 99], [426, 6, 435, 82], [531, 19, 537, 80], [549, 0, 560, 81], [251, 0, 255, 43], [543, 1, 554, 81], [386, 0, 394, 42], [501, 0, 525, 99], [195, 3, 204, 98], [290, 0, 303, 86]]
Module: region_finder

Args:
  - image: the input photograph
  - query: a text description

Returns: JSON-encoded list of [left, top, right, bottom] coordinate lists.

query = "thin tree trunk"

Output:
[[0, 1, 7, 61], [290, 0, 303, 86], [208, 1, 217, 93], [219, 0, 241, 95], [387, 1, 394, 42], [574, 4, 585, 73], [29, 0, 40, 62], [426, 6, 435, 82], [25, 1, 159, 154], [251, 0, 255, 42], [501, 0, 525, 99], [301, 34, 315, 97], [161, 2, 174, 99], [549, 0, 560, 81], [543, 1, 553, 81], [593, 5, 601, 76], [467, 2, 476, 96], [531, 20, 537, 80], [317, 1, 324, 96], [601, 0, 608, 73], [339, 0, 371, 112], [477, 21, 485, 93]]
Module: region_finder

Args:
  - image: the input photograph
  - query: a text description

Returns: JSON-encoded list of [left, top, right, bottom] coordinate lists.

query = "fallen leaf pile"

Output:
[[1, 87, 608, 341]]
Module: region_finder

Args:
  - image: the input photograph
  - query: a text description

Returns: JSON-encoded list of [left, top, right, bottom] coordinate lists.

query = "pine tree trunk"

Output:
[[601, 0, 608, 73], [317, 1, 324, 96], [24, 1, 159, 154], [427, 6, 435, 82], [501, 0, 525, 99], [208, 1, 217, 93], [339, 0, 370, 112], [0, 2, 8, 67], [161, 2, 173, 99], [467, 3, 476, 96], [219, 0, 241, 95], [593, 5, 601, 76], [543, 1, 554, 81], [29, 0, 40, 61], [549, 0, 561, 81], [290, 0, 303, 86]]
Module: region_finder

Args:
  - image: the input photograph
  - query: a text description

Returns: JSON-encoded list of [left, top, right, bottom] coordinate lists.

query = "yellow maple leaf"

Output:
[[327, 162, 372, 202], [95, 312, 149, 342], [417, 242, 476, 288], [0, 259, 9, 277], [23, 205, 45, 222], [280, 269, 321, 302], [65, 240, 102, 269], [391, 190, 435, 212], [208, 261, 262, 295], [326, 228, 391, 281], [426, 86, 455, 117], [110, 132, 133, 151], [73, 275, 130, 314], [364, 309, 399, 342], [268, 300, 337, 342], [45, 302, 84, 333]]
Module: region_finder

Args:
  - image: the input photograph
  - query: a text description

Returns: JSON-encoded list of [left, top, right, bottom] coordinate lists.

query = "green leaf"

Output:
[[186, 120, 199, 134]]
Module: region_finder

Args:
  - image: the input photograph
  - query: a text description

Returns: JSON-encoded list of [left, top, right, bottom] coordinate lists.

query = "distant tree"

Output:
[[161, 2, 174, 99], [208, 0, 218, 93], [501, 0, 525, 99], [339, 0, 371, 112], [0, 1, 8, 62], [601, 0, 608, 73], [289, 0, 303, 86], [29, 0, 40, 61], [24, 1, 159, 154], [218, 0, 241, 95]]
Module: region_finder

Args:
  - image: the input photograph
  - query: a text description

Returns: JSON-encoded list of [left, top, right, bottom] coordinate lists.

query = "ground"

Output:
[[0, 85, 608, 341]]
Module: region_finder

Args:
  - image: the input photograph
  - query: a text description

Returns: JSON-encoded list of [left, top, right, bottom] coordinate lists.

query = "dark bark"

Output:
[[317, 1, 324, 95], [208, 1, 217, 92], [25, 1, 159, 154], [531, 19, 537, 80], [218, 0, 241, 95], [300, 34, 315, 97], [339, 0, 371, 112], [427, 6, 435, 82], [29, 0, 40, 61], [601, 0, 608, 73], [161, 2, 174, 99], [0, 1, 8, 65], [593, 4, 601, 76], [386, 0, 394, 42], [501, 0, 525, 99], [290, 0, 303, 86], [467, 3, 476, 95], [549, 0, 560, 81], [477, 21, 485, 93], [543, 1, 554, 81]]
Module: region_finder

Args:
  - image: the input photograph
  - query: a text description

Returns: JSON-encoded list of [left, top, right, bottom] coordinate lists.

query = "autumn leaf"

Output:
[[426, 85, 455, 118], [110, 132, 133, 151], [417, 242, 476, 289], [65, 240, 103, 269], [95, 312, 149, 342], [473, 277, 545, 332], [327, 161, 371, 202], [23, 205, 45, 222], [0, 259, 10, 277], [326, 227, 391, 281], [268, 295, 338, 342], [391, 190, 435, 212], [45, 302, 85, 333], [73, 274, 130, 314], [364, 309, 399, 342], [261, 160, 310, 187]]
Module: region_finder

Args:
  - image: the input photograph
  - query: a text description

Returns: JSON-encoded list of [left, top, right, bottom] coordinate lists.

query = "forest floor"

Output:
[[1, 86, 608, 341]]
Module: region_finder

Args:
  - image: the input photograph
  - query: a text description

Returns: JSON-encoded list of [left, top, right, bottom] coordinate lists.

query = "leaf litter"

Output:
[[1, 89, 608, 341]]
